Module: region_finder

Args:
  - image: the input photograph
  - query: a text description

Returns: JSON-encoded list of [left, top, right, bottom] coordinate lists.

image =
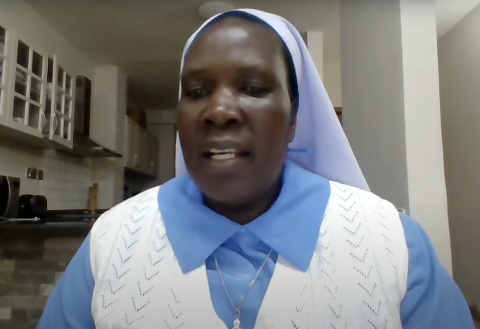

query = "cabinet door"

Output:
[[123, 117, 158, 176], [123, 116, 130, 167], [124, 116, 136, 169], [132, 122, 143, 171], [125, 119, 144, 171], [45, 55, 75, 148], [7, 33, 48, 138], [138, 128, 149, 173], [146, 133, 159, 177], [0, 24, 9, 125]]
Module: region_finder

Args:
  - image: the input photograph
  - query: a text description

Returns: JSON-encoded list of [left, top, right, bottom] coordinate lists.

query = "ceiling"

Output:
[[23, 0, 480, 109]]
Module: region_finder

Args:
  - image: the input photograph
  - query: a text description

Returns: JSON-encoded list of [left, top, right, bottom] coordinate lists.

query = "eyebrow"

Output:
[[181, 64, 276, 80]]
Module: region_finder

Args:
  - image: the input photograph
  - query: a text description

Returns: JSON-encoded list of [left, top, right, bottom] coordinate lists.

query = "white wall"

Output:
[[341, 0, 410, 210], [399, 0, 451, 272], [0, 0, 95, 209], [323, 61, 342, 107], [438, 3, 480, 305], [340, 0, 451, 272]]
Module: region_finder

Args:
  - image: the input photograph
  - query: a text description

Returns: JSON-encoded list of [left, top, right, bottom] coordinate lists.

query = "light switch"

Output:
[[26, 168, 37, 179]]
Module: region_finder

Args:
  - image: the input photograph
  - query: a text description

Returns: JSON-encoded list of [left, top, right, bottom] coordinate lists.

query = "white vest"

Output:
[[90, 181, 408, 328]]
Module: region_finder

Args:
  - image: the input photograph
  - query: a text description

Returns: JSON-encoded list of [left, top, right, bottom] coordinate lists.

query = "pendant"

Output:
[[232, 318, 241, 329]]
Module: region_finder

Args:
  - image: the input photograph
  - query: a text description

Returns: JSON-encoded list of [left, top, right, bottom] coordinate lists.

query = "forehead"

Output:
[[182, 16, 284, 73]]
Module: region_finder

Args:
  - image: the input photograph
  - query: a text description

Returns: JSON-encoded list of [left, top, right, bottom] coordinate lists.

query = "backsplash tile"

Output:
[[40, 150, 92, 210], [0, 139, 44, 196], [0, 139, 93, 211]]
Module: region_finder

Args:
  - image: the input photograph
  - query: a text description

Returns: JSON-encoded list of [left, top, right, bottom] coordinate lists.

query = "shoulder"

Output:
[[327, 180, 407, 253], [90, 186, 162, 275], [328, 180, 401, 215], [91, 186, 160, 235], [326, 180, 409, 294]]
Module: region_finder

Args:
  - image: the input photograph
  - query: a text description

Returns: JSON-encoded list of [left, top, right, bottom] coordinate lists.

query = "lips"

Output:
[[205, 148, 250, 160], [201, 140, 250, 161]]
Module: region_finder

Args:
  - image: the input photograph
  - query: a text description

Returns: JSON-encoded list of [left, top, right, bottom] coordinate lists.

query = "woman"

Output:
[[38, 9, 474, 329]]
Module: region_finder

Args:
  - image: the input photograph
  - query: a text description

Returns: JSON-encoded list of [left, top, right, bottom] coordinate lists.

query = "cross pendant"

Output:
[[232, 318, 241, 329]]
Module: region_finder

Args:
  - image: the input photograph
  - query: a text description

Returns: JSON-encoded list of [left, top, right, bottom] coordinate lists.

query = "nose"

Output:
[[203, 86, 242, 128]]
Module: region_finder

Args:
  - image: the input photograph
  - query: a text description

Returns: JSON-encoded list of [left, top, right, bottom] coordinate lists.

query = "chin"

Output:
[[202, 182, 254, 206]]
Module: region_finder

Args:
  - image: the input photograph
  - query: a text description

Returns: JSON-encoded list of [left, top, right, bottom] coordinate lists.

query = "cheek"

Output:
[[248, 109, 292, 150]]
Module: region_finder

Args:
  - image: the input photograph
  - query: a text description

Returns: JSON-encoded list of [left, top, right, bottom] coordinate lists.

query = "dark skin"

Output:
[[176, 16, 296, 224]]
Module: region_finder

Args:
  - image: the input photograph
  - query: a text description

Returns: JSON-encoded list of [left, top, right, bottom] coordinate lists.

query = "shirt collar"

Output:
[[157, 160, 331, 273]]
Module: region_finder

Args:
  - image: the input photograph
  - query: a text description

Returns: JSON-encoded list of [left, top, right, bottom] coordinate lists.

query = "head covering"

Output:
[[175, 9, 370, 191]]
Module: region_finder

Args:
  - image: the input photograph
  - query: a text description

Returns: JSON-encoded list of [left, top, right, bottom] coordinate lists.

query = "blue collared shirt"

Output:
[[37, 161, 475, 328]]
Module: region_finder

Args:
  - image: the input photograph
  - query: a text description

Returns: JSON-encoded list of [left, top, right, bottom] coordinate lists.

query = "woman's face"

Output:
[[177, 16, 296, 205]]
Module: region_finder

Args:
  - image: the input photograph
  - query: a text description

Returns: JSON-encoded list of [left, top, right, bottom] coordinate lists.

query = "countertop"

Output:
[[0, 208, 109, 227]]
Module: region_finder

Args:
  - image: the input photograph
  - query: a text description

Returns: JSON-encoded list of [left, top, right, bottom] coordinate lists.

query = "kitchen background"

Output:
[[1, 0, 480, 328]]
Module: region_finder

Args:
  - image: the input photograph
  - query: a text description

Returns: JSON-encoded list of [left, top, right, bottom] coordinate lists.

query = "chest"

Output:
[[90, 196, 404, 329]]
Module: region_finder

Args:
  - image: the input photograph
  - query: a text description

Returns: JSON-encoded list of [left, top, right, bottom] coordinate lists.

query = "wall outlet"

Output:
[[37, 170, 44, 180], [26, 167, 37, 179]]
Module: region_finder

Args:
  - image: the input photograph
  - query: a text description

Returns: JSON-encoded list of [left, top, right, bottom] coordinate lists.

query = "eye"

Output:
[[185, 87, 209, 100], [242, 85, 269, 98]]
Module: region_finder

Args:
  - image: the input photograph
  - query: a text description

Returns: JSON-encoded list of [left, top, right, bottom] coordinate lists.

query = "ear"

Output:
[[287, 100, 297, 143]]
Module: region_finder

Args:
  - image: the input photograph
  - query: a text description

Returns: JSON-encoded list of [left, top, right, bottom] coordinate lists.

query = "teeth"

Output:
[[211, 153, 236, 160], [210, 148, 237, 154]]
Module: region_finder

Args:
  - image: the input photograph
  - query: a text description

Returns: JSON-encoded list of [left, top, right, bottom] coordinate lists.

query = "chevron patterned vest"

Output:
[[90, 181, 408, 328]]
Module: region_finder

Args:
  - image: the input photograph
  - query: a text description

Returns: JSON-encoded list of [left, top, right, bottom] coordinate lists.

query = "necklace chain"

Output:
[[215, 248, 273, 328]]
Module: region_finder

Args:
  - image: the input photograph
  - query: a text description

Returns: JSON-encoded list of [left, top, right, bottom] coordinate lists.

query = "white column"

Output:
[[302, 31, 324, 80], [90, 65, 127, 208], [438, 4, 480, 305], [340, 0, 452, 272], [303, 31, 342, 107]]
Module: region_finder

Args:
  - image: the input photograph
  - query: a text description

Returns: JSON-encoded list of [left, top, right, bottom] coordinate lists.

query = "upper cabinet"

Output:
[[124, 115, 159, 178], [0, 24, 122, 158], [7, 33, 48, 138], [0, 24, 8, 125], [0, 26, 76, 149], [45, 55, 75, 148]]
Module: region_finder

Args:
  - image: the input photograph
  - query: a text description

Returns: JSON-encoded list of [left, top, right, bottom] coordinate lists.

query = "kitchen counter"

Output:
[[0, 217, 95, 328], [0, 208, 108, 225]]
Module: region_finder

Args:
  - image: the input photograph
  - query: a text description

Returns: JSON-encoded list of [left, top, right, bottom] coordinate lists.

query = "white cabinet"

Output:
[[5, 32, 49, 138], [0, 27, 75, 148], [45, 55, 75, 148], [124, 116, 136, 168], [0, 24, 9, 126], [146, 133, 159, 176], [124, 116, 159, 177]]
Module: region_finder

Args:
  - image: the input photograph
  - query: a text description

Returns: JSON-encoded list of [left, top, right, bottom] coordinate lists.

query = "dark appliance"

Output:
[[18, 194, 48, 219], [0, 176, 21, 218]]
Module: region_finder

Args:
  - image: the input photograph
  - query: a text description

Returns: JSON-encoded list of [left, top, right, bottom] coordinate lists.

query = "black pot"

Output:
[[18, 194, 48, 219]]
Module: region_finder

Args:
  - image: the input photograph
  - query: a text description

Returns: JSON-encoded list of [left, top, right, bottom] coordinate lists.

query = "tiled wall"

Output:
[[0, 223, 91, 329], [40, 150, 92, 210], [0, 138, 92, 211], [0, 139, 44, 196]]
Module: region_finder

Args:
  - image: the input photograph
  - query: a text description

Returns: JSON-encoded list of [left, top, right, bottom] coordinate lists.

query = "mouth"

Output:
[[202, 148, 250, 161]]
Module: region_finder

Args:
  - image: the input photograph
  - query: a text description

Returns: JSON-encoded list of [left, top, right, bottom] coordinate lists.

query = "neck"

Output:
[[205, 177, 283, 225]]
